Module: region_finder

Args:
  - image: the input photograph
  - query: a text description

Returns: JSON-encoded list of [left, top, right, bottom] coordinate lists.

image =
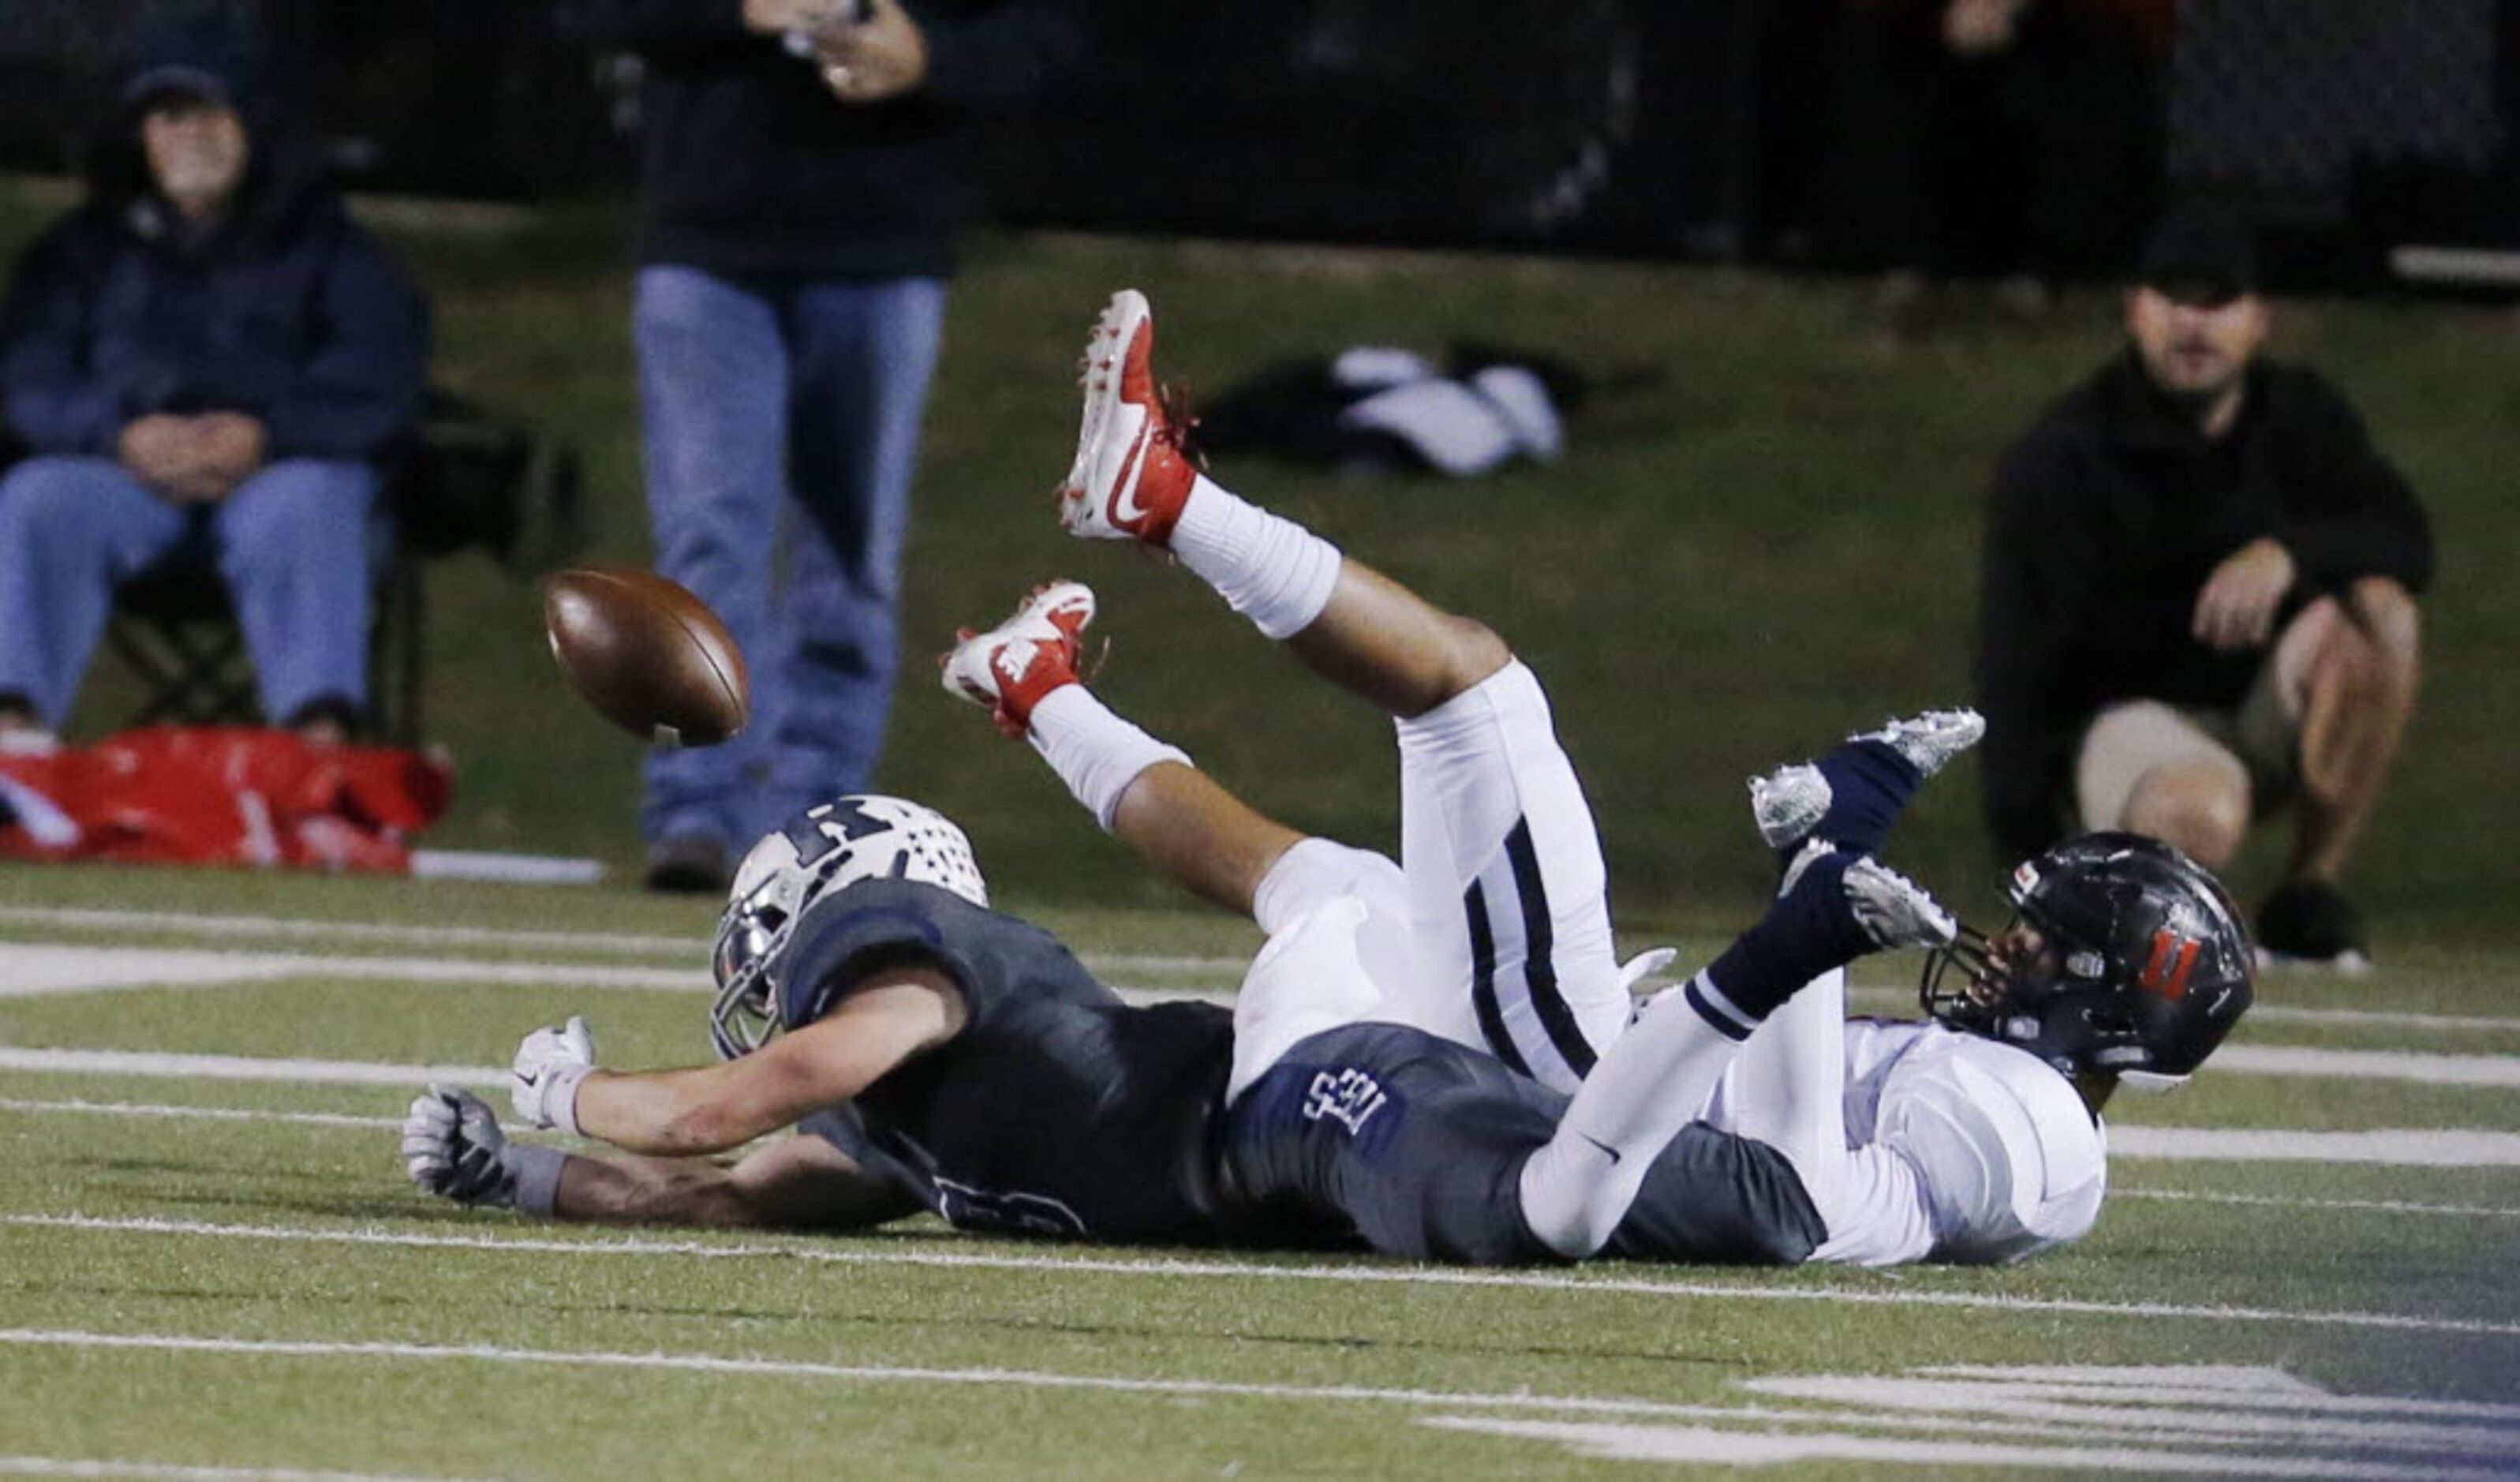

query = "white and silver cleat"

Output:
[[1854, 707, 1986, 777]]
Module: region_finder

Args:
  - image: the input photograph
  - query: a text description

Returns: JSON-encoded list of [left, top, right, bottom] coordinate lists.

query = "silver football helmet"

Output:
[[709, 795, 988, 1058]]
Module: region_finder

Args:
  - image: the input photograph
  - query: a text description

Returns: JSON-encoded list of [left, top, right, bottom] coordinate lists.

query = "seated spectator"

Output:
[[0, 9, 429, 747], [1975, 208, 2432, 969]]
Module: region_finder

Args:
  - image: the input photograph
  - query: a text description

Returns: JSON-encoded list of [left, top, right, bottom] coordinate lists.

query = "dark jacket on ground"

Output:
[[556, 0, 1075, 279], [0, 18, 428, 463], [1976, 350, 2434, 863]]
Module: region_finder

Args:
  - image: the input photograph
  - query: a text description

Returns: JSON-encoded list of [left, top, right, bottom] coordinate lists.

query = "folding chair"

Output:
[[102, 525, 426, 745], [92, 391, 578, 747]]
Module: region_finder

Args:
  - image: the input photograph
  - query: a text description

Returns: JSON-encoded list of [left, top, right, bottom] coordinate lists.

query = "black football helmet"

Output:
[[1920, 832, 2254, 1087]]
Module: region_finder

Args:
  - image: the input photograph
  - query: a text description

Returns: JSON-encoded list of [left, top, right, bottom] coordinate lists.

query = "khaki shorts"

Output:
[[2074, 598, 2337, 830]]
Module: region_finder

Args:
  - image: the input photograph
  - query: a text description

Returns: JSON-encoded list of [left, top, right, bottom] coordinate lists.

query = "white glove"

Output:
[[402, 1085, 516, 1208], [511, 1015, 596, 1135], [1617, 947, 1679, 994]]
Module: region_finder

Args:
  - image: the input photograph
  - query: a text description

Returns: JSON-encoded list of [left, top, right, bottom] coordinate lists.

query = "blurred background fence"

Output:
[[2, 0, 2511, 289]]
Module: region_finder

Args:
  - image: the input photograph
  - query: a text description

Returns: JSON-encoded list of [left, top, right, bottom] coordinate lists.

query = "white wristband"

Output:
[[545, 1064, 591, 1137]]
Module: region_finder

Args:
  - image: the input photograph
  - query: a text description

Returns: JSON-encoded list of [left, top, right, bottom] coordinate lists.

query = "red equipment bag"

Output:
[[0, 726, 454, 874]]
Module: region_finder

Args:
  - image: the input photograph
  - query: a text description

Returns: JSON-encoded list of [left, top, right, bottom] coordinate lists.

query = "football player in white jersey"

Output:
[[1699, 825, 2253, 1266], [972, 286, 2256, 1267]]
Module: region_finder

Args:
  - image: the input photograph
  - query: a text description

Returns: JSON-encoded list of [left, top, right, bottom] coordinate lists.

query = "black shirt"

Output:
[[556, 0, 1075, 278], [1976, 351, 2433, 862]]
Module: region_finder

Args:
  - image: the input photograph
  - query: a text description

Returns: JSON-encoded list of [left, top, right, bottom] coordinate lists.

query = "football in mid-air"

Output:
[[544, 566, 750, 747]]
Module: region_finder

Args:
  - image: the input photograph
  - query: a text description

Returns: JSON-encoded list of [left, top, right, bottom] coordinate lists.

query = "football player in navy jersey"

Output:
[[403, 289, 2253, 1268]]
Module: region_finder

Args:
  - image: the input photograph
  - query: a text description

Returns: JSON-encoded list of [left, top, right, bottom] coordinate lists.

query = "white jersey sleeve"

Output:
[[1811, 1022, 2107, 1267]]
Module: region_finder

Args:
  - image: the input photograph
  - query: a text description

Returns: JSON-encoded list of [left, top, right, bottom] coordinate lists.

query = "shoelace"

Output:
[[1157, 380, 1208, 472]]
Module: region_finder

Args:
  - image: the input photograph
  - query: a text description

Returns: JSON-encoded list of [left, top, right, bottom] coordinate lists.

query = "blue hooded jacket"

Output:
[[0, 11, 429, 462]]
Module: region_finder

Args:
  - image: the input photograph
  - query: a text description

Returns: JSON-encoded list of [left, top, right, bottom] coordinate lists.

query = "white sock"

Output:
[[1516, 970, 1761, 1259], [1025, 685, 1191, 833], [1168, 473, 1342, 640]]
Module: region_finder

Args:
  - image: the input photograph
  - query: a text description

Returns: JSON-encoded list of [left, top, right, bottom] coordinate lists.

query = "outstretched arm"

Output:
[[404, 1087, 918, 1230], [553, 1132, 921, 1229], [503, 965, 965, 1158], [568, 969, 965, 1156]]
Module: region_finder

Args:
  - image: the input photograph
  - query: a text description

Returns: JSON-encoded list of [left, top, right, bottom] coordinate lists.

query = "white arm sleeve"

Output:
[[1711, 1012, 1937, 1267]]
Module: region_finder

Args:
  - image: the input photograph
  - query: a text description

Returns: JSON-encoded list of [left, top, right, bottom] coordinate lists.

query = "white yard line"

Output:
[[8, 1090, 2518, 1232], [0, 911, 1243, 981], [0, 907, 699, 958], [2182, 1049, 2519, 1089], [1844, 985, 2520, 1037], [0, 1098, 400, 1129], [0, 940, 1232, 1000], [6, 1213, 2512, 1338], [0, 1459, 461, 1482], [2111, 1188, 2520, 1219], [1420, 1417, 2511, 1479], [0, 1048, 504, 1088], [2207, 1046, 2520, 1088], [0, 944, 697, 997], [2107, 1126, 2520, 1167], [2242, 1004, 2520, 1035]]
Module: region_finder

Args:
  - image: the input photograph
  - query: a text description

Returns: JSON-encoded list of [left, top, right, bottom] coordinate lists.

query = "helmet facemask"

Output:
[[1920, 832, 2254, 1085], [709, 872, 795, 1060], [1921, 916, 2163, 1081]]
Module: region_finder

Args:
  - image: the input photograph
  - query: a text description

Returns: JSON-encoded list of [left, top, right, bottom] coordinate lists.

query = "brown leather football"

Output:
[[544, 566, 750, 746]]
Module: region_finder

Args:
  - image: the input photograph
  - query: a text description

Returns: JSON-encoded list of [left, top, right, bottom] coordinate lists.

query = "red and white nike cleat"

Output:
[[1058, 289, 1196, 547], [941, 581, 1096, 739]]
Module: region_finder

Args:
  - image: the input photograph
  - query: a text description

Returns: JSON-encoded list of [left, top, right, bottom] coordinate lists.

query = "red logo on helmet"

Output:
[[2138, 930, 2200, 1001]]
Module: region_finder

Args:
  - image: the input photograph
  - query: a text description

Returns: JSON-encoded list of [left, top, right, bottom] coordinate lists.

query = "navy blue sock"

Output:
[[1706, 849, 1875, 1020], [1793, 739, 1924, 863]]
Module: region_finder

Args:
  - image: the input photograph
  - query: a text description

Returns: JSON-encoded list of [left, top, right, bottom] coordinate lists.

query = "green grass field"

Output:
[[2, 182, 2517, 1475], [0, 875, 2515, 1477]]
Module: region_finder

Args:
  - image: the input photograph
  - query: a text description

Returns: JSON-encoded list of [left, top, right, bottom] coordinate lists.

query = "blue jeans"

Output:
[[633, 265, 946, 851], [0, 455, 381, 728]]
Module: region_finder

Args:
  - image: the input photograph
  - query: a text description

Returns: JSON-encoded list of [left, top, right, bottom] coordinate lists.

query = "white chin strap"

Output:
[[2114, 1069, 2190, 1095]]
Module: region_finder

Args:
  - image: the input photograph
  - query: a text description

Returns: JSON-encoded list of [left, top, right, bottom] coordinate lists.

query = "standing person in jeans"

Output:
[[1976, 207, 2432, 968], [0, 9, 429, 746], [559, 0, 1076, 892]]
